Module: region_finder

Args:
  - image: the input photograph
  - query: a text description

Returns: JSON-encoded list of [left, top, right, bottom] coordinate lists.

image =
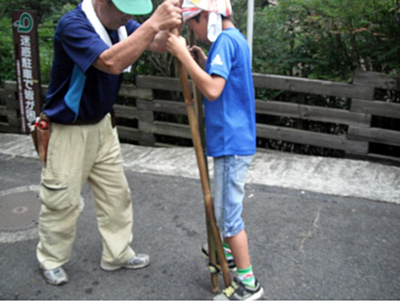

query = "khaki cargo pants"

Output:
[[36, 114, 135, 270]]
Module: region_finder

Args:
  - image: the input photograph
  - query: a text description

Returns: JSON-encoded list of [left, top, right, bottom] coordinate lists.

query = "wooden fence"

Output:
[[0, 71, 399, 165]]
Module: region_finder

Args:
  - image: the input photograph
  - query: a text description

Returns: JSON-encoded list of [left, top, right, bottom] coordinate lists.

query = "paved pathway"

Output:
[[0, 133, 399, 300], [1, 133, 399, 204]]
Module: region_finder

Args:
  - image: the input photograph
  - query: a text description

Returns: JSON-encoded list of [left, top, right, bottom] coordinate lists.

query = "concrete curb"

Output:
[[1, 133, 399, 204]]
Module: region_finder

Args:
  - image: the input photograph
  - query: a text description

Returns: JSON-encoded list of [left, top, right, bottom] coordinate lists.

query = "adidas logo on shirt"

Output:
[[211, 54, 223, 66]]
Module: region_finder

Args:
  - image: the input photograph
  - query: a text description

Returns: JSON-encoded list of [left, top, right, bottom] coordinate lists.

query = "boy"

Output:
[[167, 0, 264, 299]]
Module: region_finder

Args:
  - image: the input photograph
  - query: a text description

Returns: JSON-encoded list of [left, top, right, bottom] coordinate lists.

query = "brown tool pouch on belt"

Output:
[[31, 113, 51, 163]]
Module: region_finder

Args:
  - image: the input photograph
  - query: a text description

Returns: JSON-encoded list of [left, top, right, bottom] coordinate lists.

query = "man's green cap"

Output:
[[111, 0, 153, 15]]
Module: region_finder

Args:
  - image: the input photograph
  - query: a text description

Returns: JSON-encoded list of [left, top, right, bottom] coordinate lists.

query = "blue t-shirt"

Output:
[[204, 28, 256, 157], [43, 4, 140, 123]]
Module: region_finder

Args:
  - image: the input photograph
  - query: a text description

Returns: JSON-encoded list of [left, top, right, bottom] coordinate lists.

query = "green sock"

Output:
[[237, 265, 256, 287], [223, 242, 234, 261]]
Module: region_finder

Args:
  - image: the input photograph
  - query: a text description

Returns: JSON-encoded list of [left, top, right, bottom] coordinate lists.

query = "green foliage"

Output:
[[0, 15, 15, 84], [37, 3, 79, 83], [250, 0, 400, 81], [0, 0, 80, 22], [0, 1, 79, 86], [0, 0, 398, 85]]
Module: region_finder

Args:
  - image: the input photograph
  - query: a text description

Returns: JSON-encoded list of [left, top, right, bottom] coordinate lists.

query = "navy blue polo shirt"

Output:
[[43, 4, 140, 124]]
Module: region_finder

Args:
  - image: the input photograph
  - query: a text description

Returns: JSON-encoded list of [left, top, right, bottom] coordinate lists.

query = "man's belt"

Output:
[[31, 110, 116, 163], [61, 109, 116, 127]]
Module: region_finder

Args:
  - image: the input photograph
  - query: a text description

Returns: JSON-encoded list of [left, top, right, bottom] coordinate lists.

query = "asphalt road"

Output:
[[1, 151, 400, 299], [1, 132, 400, 300]]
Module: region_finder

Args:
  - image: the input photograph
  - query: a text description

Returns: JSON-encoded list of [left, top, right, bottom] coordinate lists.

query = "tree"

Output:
[[0, 0, 398, 86], [0, 0, 80, 86], [250, 0, 400, 81]]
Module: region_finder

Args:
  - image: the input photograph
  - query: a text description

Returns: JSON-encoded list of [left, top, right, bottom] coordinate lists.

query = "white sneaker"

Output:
[[43, 267, 69, 286], [100, 254, 150, 271], [214, 277, 265, 300]]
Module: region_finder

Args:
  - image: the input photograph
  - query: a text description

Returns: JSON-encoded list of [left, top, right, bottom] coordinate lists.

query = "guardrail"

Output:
[[1, 71, 399, 165]]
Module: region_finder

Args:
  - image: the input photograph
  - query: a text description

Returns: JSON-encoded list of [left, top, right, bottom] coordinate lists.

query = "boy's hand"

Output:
[[167, 33, 188, 59], [189, 45, 207, 69]]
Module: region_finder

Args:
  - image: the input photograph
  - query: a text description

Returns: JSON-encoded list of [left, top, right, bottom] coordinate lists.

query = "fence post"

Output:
[[347, 71, 400, 163], [345, 71, 375, 160], [136, 86, 155, 147]]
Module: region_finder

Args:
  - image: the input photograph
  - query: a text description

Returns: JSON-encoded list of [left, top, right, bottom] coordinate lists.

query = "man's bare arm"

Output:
[[94, 0, 181, 74]]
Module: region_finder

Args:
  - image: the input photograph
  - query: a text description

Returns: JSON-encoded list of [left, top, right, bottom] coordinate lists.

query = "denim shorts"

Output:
[[212, 155, 253, 238]]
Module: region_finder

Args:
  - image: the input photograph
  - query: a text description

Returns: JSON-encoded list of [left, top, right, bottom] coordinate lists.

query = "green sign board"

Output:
[[12, 10, 41, 134]]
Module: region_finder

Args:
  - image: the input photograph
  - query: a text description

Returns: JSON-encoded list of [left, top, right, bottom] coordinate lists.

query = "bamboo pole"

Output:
[[171, 28, 231, 292], [187, 28, 220, 292]]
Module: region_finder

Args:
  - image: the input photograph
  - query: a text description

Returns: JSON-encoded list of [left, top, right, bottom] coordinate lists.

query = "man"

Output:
[[37, 0, 182, 285]]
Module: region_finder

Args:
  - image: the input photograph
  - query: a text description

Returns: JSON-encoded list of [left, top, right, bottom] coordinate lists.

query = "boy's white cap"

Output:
[[181, 0, 232, 42]]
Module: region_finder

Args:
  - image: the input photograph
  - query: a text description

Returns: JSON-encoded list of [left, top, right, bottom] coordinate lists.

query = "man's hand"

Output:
[[150, 0, 182, 32]]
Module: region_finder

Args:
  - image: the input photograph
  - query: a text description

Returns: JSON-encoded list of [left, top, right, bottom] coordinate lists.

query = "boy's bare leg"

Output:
[[224, 229, 250, 269]]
